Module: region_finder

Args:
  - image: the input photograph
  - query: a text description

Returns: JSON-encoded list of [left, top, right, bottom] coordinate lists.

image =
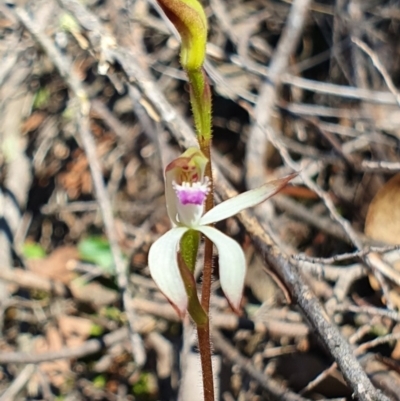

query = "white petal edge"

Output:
[[197, 226, 246, 311], [200, 177, 293, 226], [148, 227, 188, 315]]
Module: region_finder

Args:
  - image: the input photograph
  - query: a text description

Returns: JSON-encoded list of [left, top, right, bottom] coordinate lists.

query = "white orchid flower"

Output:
[[149, 147, 294, 316]]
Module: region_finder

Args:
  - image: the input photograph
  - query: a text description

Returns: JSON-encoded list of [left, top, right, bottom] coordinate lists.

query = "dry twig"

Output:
[[245, 0, 312, 189], [0, 328, 128, 364]]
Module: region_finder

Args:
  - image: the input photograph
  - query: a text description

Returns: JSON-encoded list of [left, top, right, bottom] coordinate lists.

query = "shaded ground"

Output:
[[1, 0, 400, 400]]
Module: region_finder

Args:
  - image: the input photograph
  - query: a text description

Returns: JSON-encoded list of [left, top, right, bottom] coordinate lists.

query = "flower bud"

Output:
[[157, 0, 207, 71]]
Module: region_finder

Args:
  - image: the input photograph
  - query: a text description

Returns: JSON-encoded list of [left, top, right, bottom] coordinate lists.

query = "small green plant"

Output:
[[132, 372, 157, 401], [33, 87, 50, 109], [93, 375, 106, 389], [78, 236, 116, 274], [22, 241, 46, 259], [89, 323, 104, 337], [148, 1, 295, 400], [100, 306, 124, 322]]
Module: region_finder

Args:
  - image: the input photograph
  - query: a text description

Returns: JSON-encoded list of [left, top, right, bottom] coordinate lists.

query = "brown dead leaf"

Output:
[[390, 324, 400, 360], [365, 173, 400, 244], [57, 135, 115, 199], [279, 185, 319, 199], [26, 245, 118, 307], [245, 252, 277, 304], [365, 174, 400, 304], [57, 149, 91, 199], [27, 246, 79, 284], [21, 112, 46, 134]]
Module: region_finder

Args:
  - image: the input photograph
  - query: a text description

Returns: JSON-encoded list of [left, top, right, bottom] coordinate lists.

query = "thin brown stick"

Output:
[[361, 160, 400, 172], [0, 328, 128, 364], [293, 245, 400, 264], [230, 55, 399, 105], [245, 0, 311, 189], [0, 364, 36, 401], [351, 37, 400, 106], [334, 303, 400, 324], [0, 268, 68, 297]]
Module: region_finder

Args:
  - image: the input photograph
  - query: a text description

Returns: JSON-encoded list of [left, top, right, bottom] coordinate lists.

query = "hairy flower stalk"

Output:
[[156, 0, 211, 145]]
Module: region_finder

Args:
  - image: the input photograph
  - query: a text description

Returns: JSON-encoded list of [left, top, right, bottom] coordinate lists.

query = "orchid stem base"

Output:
[[197, 322, 215, 401]]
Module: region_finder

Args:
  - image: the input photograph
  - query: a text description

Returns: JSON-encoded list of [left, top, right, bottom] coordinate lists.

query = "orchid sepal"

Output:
[[148, 226, 189, 317], [147, 224, 207, 324]]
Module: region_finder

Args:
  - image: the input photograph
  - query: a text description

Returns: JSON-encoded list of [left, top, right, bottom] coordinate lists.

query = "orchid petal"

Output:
[[199, 174, 296, 225], [197, 226, 246, 311], [148, 227, 188, 315]]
